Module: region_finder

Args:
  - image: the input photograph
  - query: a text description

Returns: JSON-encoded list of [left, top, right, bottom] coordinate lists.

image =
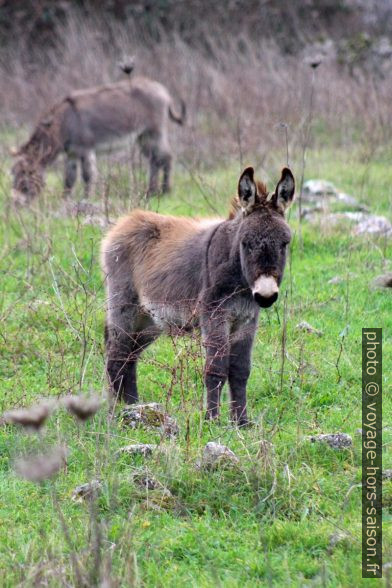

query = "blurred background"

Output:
[[1, 0, 391, 173]]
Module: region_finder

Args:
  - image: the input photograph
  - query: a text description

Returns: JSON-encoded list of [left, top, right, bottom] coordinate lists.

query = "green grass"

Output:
[[0, 148, 391, 587]]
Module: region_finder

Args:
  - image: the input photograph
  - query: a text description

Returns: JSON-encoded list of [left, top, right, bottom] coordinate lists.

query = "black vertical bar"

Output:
[[362, 328, 382, 578]]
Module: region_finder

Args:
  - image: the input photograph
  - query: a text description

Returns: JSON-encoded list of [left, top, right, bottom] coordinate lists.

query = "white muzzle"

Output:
[[252, 275, 279, 299]]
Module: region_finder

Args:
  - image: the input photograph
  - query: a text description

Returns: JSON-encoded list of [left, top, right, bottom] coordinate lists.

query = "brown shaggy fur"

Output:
[[101, 167, 295, 426], [228, 180, 269, 219]]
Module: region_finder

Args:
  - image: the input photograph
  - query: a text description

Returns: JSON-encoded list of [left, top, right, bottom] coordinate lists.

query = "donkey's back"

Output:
[[102, 209, 219, 318], [64, 77, 174, 146]]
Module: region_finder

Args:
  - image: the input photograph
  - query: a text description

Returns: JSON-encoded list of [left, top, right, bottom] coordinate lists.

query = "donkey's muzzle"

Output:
[[252, 275, 279, 308], [253, 292, 278, 308]]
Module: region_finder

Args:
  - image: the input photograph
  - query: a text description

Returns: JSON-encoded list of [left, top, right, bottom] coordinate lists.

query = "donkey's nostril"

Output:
[[254, 292, 278, 308]]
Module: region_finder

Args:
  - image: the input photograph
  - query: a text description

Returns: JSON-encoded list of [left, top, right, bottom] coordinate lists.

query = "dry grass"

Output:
[[1, 11, 391, 173]]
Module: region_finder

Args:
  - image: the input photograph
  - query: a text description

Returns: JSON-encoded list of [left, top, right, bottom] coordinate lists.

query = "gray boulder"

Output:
[[308, 433, 352, 450], [120, 403, 179, 437], [200, 442, 239, 470]]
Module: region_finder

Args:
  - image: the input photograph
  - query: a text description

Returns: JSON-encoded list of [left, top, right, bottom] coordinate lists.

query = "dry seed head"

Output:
[[119, 55, 135, 75], [63, 395, 102, 421], [305, 55, 323, 69], [3, 401, 54, 431], [14, 445, 68, 482], [257, 439, 275, 472]]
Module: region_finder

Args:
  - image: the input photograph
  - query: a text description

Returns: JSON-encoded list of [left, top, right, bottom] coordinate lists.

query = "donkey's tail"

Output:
[[168, 98, 186, 125]]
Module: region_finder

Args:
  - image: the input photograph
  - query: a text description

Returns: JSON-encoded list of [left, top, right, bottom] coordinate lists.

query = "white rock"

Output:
[[115, 444, 157, 457], [120, 403, 179, 437], [296, 321, 323, 336], [328, 276, 344, 285], [317, 212, 392, 238], [328, 531, 349, 553], [72, 480, 102, 502], [301, 181, 366, 217], [337, 192, 365, 209], [302, 180, 338, 201], [201, 442, 239, 469], [354, 215, 392, 237], [372, 273, 392, 289], [132, 469, 163, 490], [308, 433, 352, 450]]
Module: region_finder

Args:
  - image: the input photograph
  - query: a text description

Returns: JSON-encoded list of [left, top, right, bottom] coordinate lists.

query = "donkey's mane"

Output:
[[18, 100, 66, 165], [228, 180, 269, 219]]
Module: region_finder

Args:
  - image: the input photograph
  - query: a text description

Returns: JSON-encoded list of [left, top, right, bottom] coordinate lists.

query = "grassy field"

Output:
[[0, 147, 391, 587]]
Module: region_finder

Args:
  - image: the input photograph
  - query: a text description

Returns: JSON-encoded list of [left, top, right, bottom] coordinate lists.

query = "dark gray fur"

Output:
[[102, 167, 295, 425]]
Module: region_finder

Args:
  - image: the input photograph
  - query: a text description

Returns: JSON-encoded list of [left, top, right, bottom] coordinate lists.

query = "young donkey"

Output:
[[11, 76, 185, 204], [102, 167, 295, 425]]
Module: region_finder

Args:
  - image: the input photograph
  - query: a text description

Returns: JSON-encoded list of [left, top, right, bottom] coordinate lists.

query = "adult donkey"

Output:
[[102, 167, 295, 425], [11, 77, 185, 204]]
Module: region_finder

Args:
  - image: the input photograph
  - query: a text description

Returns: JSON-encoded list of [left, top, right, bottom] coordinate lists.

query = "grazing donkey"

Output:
[[102, 167, 295, 425], [11, 77, 185, 204]]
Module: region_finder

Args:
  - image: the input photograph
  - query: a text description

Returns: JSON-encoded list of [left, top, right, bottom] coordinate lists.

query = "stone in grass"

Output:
[[323, 212, 392, 237], [302, 179, 338, 202], [308, 433, 353, 450], [336, 192, 365, 209], [354, 214, 392, 237], [115, 444, 158, 458], [199, 442, 239, 470], [382, 470, 392, 481], [372, 273, 392, 289], [328, 275, 344, 285], [296, 321, 323, 337], [327, 531, 349, 554], [72, 480, 102, 502], [132, 469, 163, 490], [302, 180, 365, 211], [120, 403, 179, 437], [140, 487, 176, 511]]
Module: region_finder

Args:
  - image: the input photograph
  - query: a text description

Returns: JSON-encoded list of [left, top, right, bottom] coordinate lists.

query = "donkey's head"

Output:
[[11, 152, 44, 205], [235, 166, 295, 308], [10, 117, 58, 204]]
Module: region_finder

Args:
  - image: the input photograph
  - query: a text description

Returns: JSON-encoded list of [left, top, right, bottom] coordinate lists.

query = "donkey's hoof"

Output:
[[204, 411, 220, 423], [231, 417, 254, 429]]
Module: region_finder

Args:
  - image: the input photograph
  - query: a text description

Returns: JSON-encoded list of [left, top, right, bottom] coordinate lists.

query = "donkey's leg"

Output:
[[103, 230, 160, 404], [201, 315, 230, 420], [228, 324, 256, 426], [106, 323, 157, 404], [153, 136, 172, 194], [104, 261, 140, 403], [106, 325, 136, 403], [123, 328, 158, 404], [137, 132, 159, 196], [63, 155, 78, 197], [81, 150, 97, 198], [148, 148, 172, 195], [147, 150, 160, 196], [161, 151, 172, 194]]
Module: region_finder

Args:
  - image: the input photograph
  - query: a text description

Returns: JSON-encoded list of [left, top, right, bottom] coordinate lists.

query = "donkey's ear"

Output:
[[271, 167, 295, 213], [238, 167, 259, 214]]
